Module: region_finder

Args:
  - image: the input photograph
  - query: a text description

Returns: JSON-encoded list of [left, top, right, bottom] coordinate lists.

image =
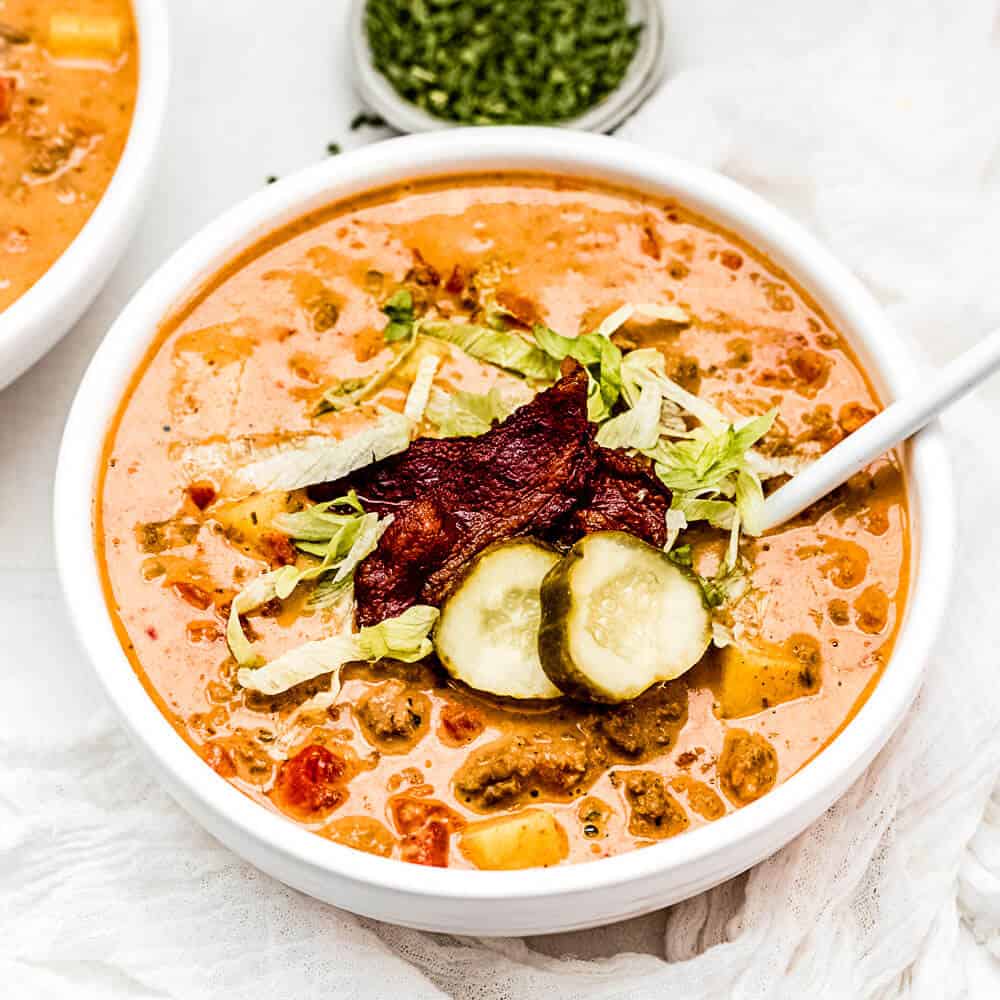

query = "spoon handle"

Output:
[[758, 327, 1000, 532]]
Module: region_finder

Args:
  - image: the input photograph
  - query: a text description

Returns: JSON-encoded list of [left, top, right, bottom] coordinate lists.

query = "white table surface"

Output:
[[4, 1, 1000, 995]]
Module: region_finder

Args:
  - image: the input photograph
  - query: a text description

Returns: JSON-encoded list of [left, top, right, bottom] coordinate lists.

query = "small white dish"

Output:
[[0, 0, 170, 391], [56, 128, 954, 936], [350, 0, 665, 134]]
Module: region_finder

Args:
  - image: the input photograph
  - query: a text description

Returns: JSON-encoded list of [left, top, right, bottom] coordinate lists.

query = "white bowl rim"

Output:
[[349, 0, 666, 134], [55, 127, 955, 905], [0, 0, 170, 377]]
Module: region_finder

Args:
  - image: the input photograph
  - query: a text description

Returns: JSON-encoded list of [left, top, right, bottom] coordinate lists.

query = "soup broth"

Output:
[[97, 175, 908, 869]]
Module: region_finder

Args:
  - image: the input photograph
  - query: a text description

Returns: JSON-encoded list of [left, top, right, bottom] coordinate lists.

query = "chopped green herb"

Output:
[[364, 0, 643, 125], [666, 545, 694, 570], [265, 175, 278, 185], [382, 288, 417, 342], [350, 111, 387, 130], [326, 142, 342, 155]]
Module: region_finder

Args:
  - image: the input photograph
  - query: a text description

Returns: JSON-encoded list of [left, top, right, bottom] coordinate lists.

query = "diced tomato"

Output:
[[202, 742, 236, 778], [0, 77, 15, 127], [389, 795, 462, 867], [401, 820, 450, 867], [186, 481, 217, 510], [444, 264, 466, 295], [389, 795, 464, 833], [390, 795, 449, 834], [274, 745, 346, 816], [259, 531, 297, 567], [439, 703, 485, 744], [172, 581, 213, 610]]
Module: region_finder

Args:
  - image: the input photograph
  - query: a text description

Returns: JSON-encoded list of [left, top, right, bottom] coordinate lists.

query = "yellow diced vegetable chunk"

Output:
[[212, 492, 291, 549], [459, 809, 568, 870], [717, 639, 821, 719], [48, 14, 124, 60]]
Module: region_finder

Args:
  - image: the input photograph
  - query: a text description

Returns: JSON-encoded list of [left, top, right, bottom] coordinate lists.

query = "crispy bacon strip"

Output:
[[311, 371, 672, 626], [314, 372, 596, 624], [553, 446, 671, 548]]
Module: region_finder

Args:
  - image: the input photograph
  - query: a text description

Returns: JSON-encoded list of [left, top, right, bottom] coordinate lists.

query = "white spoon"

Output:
[[758, 328, 1000, 532]]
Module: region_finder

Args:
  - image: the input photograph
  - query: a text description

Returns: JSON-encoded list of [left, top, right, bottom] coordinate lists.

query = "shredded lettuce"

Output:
[[615, 347, 776, 549], [664, 508, 687, 553], [352, 604, 438, 662], [671, 494, 737, 530], [403, 354, 440, 423], [425, 384, 532, 437], [654, 412, 776, 567], [596, 302, 690, 338], [420, 321, 560, 381], [236, 605, 439, 696], [621, 349, 728, 434], [226, 494, 392, 666], [595, 380, 661, 450], [653, 412, 775, 495], [232, 409, 412, 493], [178, 433, 328, 485], [746, 449, 810, 480], [314, 338, 418, 416], [270, 490, 364, 539], [226, 570, 283, 668], [533, 325, 623, 421], [734, 467, 767, 537], [238, 633, 358, 697], [308, 577, 355, 611]]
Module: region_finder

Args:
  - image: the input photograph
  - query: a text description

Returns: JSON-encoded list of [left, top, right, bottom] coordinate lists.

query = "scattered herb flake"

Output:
[[350, 111, 387, 130], [381, 288, 417, 343]]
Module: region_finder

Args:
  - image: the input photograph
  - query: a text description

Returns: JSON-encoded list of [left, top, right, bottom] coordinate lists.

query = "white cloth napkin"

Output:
[[4, 1, 1000, 996]]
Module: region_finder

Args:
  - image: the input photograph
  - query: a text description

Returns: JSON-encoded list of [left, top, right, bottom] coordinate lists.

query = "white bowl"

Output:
[[350, 0, 665, 134], [55, 129, 954, 936], [0, 0, 170, 391]]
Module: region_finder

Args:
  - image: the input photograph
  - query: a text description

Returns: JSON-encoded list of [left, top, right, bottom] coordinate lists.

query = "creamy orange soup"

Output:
[[1, 1, 138, 310], [97, 176, 908, 869]]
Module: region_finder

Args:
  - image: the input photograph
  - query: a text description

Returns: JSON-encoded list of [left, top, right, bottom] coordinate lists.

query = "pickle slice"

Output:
[[538, 531, 710, 703], [434, 539, 563, 699]]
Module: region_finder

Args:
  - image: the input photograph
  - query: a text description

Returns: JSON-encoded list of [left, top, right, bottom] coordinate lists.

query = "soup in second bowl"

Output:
[[1, 1, 138, 310], [96, 174, 908, 870]]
